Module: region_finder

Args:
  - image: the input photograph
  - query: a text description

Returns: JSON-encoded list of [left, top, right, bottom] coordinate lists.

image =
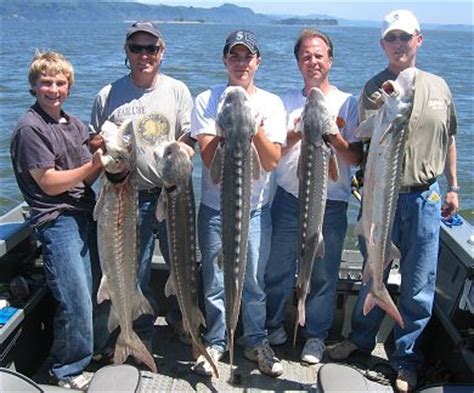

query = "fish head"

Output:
[[158, 141, 193, 191], [302, 87, 339, 141], [216, 86, 258, 151], [381, 67, 416, 119], [100, 119, 136, 173]]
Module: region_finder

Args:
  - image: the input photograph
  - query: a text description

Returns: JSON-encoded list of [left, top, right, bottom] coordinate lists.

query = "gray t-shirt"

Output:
[[90, 73, 193, 190], [360, 68, 457, 186], [10, 103, 95, 227]]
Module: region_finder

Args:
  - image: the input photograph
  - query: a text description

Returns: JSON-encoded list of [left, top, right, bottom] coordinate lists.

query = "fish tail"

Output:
[[364, 285, 404, 329], [293, 298, 306, 347], [114, 330, 157, 373], [229, 330, 235, 383], [189, 330, 219, 378]]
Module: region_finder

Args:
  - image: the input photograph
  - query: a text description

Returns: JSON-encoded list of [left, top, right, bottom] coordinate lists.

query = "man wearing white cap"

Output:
[[327, 9, 459, 393]]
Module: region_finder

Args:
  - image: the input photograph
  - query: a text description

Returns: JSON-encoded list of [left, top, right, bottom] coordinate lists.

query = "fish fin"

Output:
[[316, 233, 325, 258], [209, 143, 223, 184], [251, 144, 261, 180], [328, 150, 339, 182], [293, 289, 306, 347], [362, 258, 375, 284], [363, 285, 404, 329], [229, 329, 235, 382], [97, 275, 110, 304], [217, 250, 224, 270], [192, 338, 220, 378], [297, 154, 302, 179], [390, 243, 401, 261], [155, 190, 167, 222], [354, 115, 377, 140], [93, 176, 107, 221], [132, 291, 154, 321], [164, 273, 176, 298], [114, 330, 157, 373], [378, 123, 396, 145], [106, 308, 120, 333], [354, 219, 365, 238]]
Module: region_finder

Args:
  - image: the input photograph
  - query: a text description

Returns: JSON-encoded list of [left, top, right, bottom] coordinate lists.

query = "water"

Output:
[[1, 21, 473, 227]]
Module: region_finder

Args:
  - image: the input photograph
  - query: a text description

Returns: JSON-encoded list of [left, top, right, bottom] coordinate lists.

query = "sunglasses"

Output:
[[128, 43, 160, 55], [384, 33, 415, 43]]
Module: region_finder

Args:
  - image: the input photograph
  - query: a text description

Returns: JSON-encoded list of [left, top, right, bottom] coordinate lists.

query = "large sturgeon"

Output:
[[94, 120, 157, 372], [210, 86, 260, 378], [355, 67, 417, 328], [294, 87, 339, 345], [156, 142, 219, 378]]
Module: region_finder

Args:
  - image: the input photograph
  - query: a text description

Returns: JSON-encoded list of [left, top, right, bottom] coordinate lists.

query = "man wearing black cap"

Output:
[[90, 20, 194, 359], [190, 30, 286, 378]]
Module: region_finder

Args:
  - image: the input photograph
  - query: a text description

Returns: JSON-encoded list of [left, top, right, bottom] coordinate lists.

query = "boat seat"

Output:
[[0, 221, 32, 257], [0, 364, 141, 392], [87, 364, 141, 392], [317, 363, 370, 392], [417, 384, 474, 393]]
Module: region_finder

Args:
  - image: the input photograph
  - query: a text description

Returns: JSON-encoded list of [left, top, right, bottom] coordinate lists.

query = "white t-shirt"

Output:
[[191, 85, 287, 210], [275, 86, 359, 202], [91, 74, 193, 190]]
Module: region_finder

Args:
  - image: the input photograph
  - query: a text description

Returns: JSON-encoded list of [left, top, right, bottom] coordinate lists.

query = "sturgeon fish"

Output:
[[294, 87, 339, 345], [156, 142, 219, 378], [94, 120, 157, 373], [355, 67, 417, 328], [210, 86, 260, 378]]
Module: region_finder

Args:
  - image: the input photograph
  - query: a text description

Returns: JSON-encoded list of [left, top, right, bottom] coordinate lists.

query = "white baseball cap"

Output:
[[381, 10, 421, 38]]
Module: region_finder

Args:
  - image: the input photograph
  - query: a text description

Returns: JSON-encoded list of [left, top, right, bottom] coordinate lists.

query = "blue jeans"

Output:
[[198, 203, 272, 351], [137, 190, 170, 313], [36, 212, 96, 379], [265, 186, 348, 340], [350, 182, 441, 372]]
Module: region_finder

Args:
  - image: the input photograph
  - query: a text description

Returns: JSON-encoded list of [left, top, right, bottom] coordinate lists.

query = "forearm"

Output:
[[198, 134, 221, 168], [326, 134, 363, 166], [31, 161, 101, 196], [282, 131, 301, 156], [441, 136, 459, 217], [253, 127, 281, 172], [444, 136, 458, 189]]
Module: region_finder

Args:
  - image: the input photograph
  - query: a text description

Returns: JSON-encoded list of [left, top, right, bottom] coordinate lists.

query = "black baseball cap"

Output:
[[126, 21, 162, 40], [223, 30, 260, 56]]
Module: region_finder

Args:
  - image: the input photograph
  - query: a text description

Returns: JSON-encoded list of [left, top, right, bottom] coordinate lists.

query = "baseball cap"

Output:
[[381, 10, 421, 38], [223, 30, 260, 56], [126, 21, 162, 40]]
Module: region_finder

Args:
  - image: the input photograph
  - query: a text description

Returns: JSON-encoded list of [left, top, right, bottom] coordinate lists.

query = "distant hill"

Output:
[[274, 18, 338, 26], [0, 1, 271, 24], [1, 1, 470, 31]]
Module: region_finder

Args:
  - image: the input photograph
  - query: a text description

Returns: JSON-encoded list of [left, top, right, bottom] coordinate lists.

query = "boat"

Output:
[[0, 201, 473, 392]]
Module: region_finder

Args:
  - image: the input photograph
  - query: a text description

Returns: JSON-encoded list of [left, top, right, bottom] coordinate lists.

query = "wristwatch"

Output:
[[448, 186, 460, 193]]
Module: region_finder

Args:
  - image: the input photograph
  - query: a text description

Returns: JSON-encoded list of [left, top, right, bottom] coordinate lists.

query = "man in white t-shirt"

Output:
[[191, 30, 287, 378], [264, 29, 363, 364]]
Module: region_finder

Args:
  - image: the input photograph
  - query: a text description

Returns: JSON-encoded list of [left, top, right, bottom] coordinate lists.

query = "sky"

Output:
[[137, 1, 474, 25]]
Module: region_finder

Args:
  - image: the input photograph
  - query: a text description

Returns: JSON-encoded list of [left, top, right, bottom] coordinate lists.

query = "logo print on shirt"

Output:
[[136, 113, 170, 146]]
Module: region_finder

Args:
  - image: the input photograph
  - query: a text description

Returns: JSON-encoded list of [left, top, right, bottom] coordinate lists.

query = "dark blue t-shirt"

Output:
[[10, 103, 96, 227]]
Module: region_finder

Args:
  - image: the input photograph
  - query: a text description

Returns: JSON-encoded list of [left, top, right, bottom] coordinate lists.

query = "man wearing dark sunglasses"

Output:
[[90, 20, 194, 362], [327, 9, 459, 393]]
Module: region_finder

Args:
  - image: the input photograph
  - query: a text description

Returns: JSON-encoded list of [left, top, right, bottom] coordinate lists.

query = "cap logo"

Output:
[[236, 31, 244, 40]]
